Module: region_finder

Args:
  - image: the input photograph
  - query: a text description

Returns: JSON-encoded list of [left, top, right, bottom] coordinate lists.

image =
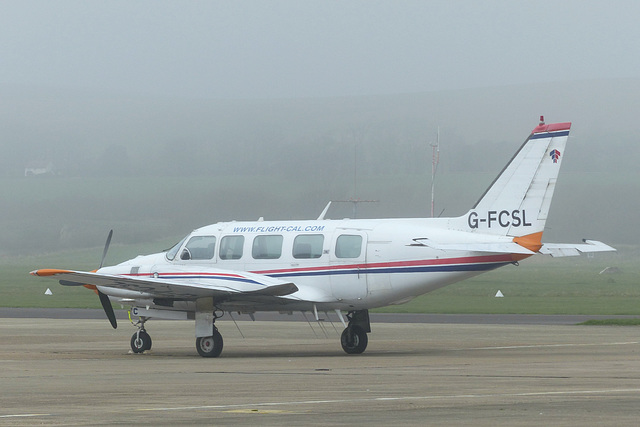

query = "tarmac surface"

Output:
[[1, 307, 638, 325], [1, 313, 640, 426]]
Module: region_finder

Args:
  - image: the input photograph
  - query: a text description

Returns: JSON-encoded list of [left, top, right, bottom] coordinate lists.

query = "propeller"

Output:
[[99, 229, 112, 270], [97, 230, 117, 329]]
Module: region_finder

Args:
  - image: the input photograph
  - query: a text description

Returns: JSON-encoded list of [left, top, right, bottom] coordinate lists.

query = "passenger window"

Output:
[[335, 235, 362, 258], [219, 235, 244, 260], [181, 236, 216, 260], [252, 235, 283, 259], [293, 234, 324, 259]]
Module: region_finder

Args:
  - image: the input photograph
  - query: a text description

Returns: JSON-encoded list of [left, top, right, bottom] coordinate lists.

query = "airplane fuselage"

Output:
[[100, 217, 520, 314]]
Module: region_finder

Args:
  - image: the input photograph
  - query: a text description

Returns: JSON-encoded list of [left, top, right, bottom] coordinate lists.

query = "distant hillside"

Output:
[[2, 78, 638, 175]]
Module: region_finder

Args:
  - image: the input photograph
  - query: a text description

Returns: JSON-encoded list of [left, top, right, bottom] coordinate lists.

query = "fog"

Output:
[[1, 1, 638, 255], [2, 1, 640, 98]]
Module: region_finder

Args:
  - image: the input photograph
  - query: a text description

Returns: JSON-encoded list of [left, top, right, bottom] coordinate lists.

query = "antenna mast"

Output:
[[430, 127, 440, 217], [332, 140, 378, 219]]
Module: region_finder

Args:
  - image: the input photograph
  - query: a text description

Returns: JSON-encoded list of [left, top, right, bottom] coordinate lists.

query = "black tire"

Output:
[[131, 330, 152, 353], [196, 329, 224, 358], [144, 333, 152, 351], [340, 325, 368, 354]]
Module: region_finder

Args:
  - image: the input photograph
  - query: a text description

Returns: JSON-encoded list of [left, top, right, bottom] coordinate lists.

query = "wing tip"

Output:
[[30, 269, 73, 277]]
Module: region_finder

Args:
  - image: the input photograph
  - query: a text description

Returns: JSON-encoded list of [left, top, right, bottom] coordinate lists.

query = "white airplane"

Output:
[[31, 117, 615, 357]]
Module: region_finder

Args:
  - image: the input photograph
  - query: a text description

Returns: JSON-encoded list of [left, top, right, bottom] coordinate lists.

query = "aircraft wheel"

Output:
[[144, 333, 152, 351], [131, 330, 152, 353], [196, 329, 224, 358], [340, 325, 368, 354]]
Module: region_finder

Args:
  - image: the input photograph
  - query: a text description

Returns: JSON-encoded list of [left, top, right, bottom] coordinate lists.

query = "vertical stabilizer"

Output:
[[452, 120, 571, 242]]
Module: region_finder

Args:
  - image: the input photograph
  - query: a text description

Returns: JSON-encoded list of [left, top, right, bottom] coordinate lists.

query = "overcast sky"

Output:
[[1, 0, 639, 99]]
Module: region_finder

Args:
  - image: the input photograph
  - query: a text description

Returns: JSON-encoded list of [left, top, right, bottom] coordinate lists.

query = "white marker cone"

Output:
[[495, 290, 504, 297]]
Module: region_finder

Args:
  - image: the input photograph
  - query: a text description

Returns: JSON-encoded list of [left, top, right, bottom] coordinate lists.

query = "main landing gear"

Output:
[[340, 310, 371, 355], [195, 327, 224, 358], [194, 307, 224, 358]]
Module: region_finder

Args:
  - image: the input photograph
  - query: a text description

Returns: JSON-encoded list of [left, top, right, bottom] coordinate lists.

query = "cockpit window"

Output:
[[166, 236, 188, 261], [180, 236, 216, 260]]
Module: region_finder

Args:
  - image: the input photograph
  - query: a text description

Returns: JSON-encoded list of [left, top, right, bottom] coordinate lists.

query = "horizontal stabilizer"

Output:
[[539, 240, 616, 257]]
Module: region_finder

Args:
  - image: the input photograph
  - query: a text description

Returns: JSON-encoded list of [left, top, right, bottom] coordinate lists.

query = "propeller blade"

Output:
[[98, 290, 118, 329], [96, 230, 117, 328], [99, 229, 113, 270]]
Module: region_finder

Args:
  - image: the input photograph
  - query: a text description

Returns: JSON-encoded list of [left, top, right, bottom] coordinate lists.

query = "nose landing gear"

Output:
[[130, 316, 152, 354]]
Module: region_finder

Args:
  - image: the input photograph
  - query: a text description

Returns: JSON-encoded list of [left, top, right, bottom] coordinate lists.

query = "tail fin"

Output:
[[454, 119, 571, 245]]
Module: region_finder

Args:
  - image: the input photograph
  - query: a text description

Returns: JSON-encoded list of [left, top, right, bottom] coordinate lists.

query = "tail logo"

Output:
[[549, 149, 561, 163]]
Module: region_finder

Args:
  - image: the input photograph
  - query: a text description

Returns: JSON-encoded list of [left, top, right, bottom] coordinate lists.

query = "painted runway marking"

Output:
[[139, 388, 640, 412], [463, 341, 639, 351], [0, 414, 50, 418]]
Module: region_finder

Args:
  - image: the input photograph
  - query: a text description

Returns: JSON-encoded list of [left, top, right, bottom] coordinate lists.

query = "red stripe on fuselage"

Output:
[[252, 254, 513, 275], [117, 255, 512, 280]]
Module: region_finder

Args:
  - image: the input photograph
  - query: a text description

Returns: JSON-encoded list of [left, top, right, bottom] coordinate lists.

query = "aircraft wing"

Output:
[[30, 268, 298, 300], [539, 240, 617, 257]]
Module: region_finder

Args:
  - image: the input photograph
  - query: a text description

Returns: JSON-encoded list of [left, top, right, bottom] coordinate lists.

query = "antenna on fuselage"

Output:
[[317, 201, 332, 220], [333, 198, 378, 219], [317, 198, 378, 220], [322, 136, 379, 219]]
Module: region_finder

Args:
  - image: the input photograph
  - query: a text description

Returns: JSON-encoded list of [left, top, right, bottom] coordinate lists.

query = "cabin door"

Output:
[[329, 231, 368, 301]]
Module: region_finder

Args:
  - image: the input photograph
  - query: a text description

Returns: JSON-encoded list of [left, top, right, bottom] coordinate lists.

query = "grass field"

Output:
[[2, 237, 180, 309], [3, 242, 637, 315], [375, 248, 638, 315]]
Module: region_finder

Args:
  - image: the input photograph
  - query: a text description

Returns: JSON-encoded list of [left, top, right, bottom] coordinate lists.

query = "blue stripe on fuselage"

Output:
[[266, 262, 510, 278]]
